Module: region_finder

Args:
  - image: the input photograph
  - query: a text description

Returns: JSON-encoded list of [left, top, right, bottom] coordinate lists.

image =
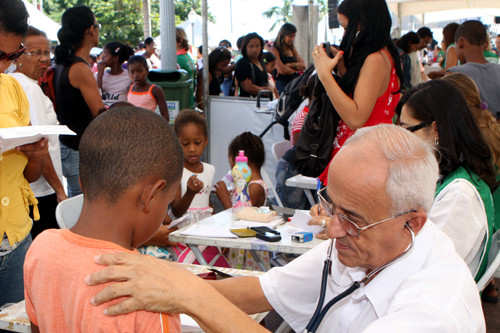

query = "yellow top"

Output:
[[0, 74, 39, 246]]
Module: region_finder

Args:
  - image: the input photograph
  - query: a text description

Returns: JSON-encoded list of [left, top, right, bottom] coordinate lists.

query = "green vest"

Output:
[[435, 166, 495, 282]]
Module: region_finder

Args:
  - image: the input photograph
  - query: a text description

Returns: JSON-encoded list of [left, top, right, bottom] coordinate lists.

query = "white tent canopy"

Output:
[[23, 0, 60, 41], [177, 13, 235, 48], [387, 0, 500, 17]]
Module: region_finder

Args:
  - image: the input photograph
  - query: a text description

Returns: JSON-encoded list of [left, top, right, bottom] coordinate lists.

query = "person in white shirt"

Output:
[[396, 79, 496, 282], [95, 42, 134, 107], [10, 26, 67, 238], [84, 124, 484, 333]]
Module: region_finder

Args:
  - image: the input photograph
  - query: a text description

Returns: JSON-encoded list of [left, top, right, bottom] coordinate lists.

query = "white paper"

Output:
[[290, 210, 325, 234], [231, 217, 284, 229], [285, 174, 318, 191], [0, 125, 76, 153], [180, 224, 238, 238]]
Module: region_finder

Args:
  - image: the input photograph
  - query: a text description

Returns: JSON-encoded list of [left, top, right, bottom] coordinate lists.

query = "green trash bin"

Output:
[[148, 69, 193, 123]]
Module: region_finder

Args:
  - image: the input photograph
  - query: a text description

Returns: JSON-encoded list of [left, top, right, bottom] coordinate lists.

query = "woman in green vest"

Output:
[[396, 80, 497, 284], [176, 27, 196, 106]]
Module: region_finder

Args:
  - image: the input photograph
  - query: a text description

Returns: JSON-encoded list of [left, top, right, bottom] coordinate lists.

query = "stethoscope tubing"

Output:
[[304, 226, 415, 333]]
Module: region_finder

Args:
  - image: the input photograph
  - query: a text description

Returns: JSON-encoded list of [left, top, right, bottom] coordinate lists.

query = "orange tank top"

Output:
[[127, 84, 158, 111]]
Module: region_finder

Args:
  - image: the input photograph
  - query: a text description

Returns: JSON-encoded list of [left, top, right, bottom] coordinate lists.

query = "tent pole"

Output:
[[159, 0, 177, 70], [308, 0, 314, 66], [398, 3, 402, 38], [202, 0, 209, 159]]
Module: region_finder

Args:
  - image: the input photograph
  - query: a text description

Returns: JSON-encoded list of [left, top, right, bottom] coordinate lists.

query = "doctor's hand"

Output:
[[85, 252, 212, 316], [308, 204, 331, 240]]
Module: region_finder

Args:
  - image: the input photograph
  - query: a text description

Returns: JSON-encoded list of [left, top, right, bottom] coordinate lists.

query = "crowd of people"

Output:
[[1, 0, 499, 331]]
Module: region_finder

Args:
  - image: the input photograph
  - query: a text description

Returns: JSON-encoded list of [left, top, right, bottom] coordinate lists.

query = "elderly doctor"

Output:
[[86, 124, 484, 332]]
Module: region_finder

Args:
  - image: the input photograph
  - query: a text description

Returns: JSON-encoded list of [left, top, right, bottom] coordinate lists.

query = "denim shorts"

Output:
[[60, 142, 82, 197], [0, 234, 32, 306]]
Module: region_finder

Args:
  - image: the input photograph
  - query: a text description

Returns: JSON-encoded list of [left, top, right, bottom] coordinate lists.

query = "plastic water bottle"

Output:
[[231, 150, 252, 213]]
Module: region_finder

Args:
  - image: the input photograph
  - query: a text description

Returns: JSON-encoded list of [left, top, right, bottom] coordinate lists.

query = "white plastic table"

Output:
[[285, 174, 318, 206], [169, 209, 325, 271]]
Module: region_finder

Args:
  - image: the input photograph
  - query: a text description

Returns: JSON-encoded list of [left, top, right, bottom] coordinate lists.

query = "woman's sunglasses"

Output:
[[0, 45, 26, 62]]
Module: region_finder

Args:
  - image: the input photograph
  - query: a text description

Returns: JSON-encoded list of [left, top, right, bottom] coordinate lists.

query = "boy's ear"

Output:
[[140, 179, 167, 213], [456, 37, 465, 49]]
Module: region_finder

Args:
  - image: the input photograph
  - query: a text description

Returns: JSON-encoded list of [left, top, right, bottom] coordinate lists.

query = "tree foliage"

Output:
[[263, 0, 328, 32], [263, 0, 294, 32], [174, 0, 215, 23], [42, 0, 213, 48]]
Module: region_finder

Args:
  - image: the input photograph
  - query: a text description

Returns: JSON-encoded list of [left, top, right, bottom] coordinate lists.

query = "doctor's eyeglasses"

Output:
[[317, 187, 415, 237]]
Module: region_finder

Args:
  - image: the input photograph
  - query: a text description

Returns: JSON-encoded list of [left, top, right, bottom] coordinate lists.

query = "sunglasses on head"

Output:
[[0, 45, 26, 62]]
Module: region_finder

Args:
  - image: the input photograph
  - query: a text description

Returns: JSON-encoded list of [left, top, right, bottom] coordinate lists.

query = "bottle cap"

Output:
[[235, 150, 248, 163]]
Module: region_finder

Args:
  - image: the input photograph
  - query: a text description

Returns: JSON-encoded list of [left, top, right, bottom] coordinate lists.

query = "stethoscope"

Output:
[[303, 225, 415, 333]]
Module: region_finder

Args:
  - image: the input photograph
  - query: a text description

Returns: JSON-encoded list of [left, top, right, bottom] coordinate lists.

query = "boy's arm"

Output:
[[152, 86, 169, 122], [141, 225, 178, 248], [30, 322, 40, 333], [170, 176, 204, 217]]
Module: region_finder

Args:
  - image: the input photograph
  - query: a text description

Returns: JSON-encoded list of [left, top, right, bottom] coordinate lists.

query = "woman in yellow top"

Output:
[[0, 0, 49, 306]]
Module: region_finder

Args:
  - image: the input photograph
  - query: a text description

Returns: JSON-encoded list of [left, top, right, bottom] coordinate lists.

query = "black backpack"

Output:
[[294, 75, 340, 178], [276, 65, 316, 140]]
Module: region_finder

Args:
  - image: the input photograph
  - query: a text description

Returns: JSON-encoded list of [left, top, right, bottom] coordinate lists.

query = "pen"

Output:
[[317, 178, 322, 213]]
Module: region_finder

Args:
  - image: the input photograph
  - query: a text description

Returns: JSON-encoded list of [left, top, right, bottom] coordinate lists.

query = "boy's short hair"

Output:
[[79, 106, 183, 202], [173, 109, 208, 137], [455, 20, 487, 45], [228, 132, 265, 169], [417, 27, 433, 39]]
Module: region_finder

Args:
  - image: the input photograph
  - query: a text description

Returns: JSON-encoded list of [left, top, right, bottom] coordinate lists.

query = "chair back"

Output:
[[55, 194, 84, 229], [272, 140, 292, 162], [261, 169, 284, 207], [477, 229, 500, 291]]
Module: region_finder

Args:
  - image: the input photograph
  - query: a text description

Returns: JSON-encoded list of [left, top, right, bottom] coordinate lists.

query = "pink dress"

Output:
[[319, 49, 400, 185]]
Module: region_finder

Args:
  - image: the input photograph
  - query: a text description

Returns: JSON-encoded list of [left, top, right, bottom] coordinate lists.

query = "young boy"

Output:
[[23, 106, 183, 332], [447, 20, 500, 119]]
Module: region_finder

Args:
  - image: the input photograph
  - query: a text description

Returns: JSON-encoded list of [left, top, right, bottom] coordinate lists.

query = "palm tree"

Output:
[[263, 0, 294, 32]]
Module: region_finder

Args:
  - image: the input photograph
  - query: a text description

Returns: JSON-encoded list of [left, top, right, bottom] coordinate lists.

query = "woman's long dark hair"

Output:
[[396, 32, 420, 54], [55, 6, 95, 66], [273, 23, 297, 55], [208, 47, 231, 77], [241, 32, 265, 61], [0, 0, 28, 35], [337, 0, 403, 95], [395, 80, 497, 192]]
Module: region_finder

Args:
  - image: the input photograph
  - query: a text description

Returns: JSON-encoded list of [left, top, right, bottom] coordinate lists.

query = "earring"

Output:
[[434, 137, 439, 146], [355, 31, 360, 39], [18, 63, 22, 68]]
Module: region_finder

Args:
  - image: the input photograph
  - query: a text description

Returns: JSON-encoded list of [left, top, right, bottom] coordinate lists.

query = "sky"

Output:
[[201, 1, 500, 46], [206, 0, 314, 42]]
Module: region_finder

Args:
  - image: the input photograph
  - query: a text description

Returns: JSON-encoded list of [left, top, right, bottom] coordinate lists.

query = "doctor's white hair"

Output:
[[343, 124, 438, 214]]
